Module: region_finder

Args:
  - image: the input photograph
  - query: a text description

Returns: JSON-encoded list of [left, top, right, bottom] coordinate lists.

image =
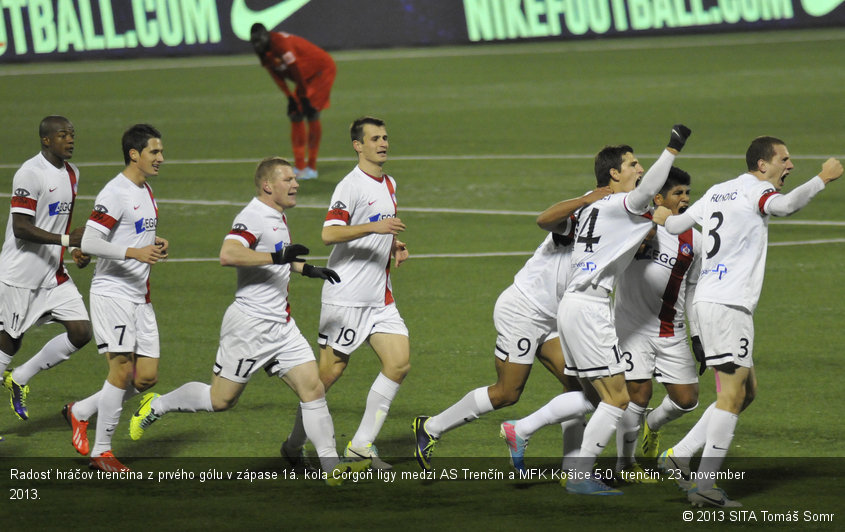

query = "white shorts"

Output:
[[693, 301, 754, 368], [90, 293, 159, 357], [558, 292, 626, 379], [618, 329, 698, 384], [493, 285, 557, 365], [0, 280, 88, 339], [214, 304, 314, 384], [317, 303, 408, 355]]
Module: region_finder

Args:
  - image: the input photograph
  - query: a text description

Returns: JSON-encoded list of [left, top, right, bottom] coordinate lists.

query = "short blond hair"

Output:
[[254, 157, 292, 189]]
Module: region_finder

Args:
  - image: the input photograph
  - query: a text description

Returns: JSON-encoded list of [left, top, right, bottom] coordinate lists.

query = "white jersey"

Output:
[[0, 153, 79, 289], [685, 173, 777, 312], [512, 220, 576, 318], [86, 174, 158, 303], [224, 197, 294, 323], [566, 192, 655, 293], [322, 165, 398, 307], [615, 226, 702, 338]]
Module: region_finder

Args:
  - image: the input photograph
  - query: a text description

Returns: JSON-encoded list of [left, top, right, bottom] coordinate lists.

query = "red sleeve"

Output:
[[758, 189, 778, 214]]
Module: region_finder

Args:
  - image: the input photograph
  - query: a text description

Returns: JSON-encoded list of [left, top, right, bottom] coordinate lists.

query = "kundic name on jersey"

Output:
[[0, 153, 79, 289], [512, 219, 576, 317], [224, 198, 294, 322], [87, 174, 158, 304], [322, 166, 398, 307], [615, 226, 702, 338], [685, 173, 778, 313], [567, 192, 654, 293]]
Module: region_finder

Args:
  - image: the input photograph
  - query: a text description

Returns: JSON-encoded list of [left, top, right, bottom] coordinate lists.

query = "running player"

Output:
[[499, 125, 692, 496], [613, 166, 703, 481], [1, 116, 92, 423], [412, 187, 610, 471], [654, 137, 842, 507], [282, 116, 408, 470], [127, 157, 369, 485], [65, 124, 169, 471]]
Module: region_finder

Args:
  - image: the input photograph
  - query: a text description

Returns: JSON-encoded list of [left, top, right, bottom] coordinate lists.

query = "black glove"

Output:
[[302, 264, 340, 284], [691, 335, 706, 376], [300, 97, 317, 118], [271, 243, 308, 265], [287, 96, 300, 118], [667, 124, 692, 152]]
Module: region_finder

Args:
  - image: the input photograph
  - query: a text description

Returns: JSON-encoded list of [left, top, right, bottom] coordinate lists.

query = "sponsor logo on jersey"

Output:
[[232, 223, 248, 232], [14, 188, 31, 197], [134, 217, 157, 234], [93, 204, 109, 214], [704, 263, 729, 280], [48, 201, 73, 216], [369, 213, 396, 223], [636, 244, 677, 267], [577, 261, 596, 272]]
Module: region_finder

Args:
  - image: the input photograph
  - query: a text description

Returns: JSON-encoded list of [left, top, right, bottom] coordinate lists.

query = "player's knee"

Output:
[[305, 109, 320, 121], [488, 384, 522, 409], [288, 112, 304, 122], [133, 376, 157, 392], [212, 395, 237, 412], [67, 322, 93, 348]]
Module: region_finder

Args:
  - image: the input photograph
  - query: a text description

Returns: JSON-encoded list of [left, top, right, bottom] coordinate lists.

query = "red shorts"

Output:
[[304, 61, 336, 110]]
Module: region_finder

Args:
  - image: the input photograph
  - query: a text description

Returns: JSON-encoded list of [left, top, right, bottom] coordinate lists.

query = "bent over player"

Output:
[[250, 23, 336, 180]]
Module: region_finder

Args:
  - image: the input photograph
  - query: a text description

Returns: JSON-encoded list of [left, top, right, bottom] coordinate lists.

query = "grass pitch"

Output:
[[2, 28, 844, 530]]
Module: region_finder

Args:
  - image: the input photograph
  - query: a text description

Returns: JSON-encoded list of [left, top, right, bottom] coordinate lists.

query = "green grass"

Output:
[[2, 28, 845, 530]]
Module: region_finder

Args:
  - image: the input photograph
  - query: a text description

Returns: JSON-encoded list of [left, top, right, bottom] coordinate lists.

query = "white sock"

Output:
[[515, 391, 594, 440], [616, 402, 646, 469], [74, 387, 139, 422], [12, 333, 77, 384], [0, 349, 15, 375], [285, 405, 308, 450], [73, 391, 102, 422], [561, 417, 586, 471], [674, 403, 716, 458], [153, 382, 213, 414], [91, 381, 125, 457], [573, 402, 624, 476], [426, 386, 494, 438], [351, 373, 400, 447], [300, 398, 340, 473], [696, 407, 738, 491], [647, 395, 696, 432]]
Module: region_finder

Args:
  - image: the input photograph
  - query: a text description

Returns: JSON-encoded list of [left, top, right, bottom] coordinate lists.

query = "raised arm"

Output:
[[537, 187, 612, 232]]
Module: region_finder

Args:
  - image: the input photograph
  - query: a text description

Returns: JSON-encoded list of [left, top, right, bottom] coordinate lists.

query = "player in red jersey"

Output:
[[250, 23, 336, 181]]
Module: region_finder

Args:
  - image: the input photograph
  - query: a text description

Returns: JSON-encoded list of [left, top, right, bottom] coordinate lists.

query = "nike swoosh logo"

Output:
[[134, 205, 141, 210], [596, 443, 606, 449], [231, 0, 312, 41], [712, 445, 730, 451], [801, 0, 845, 16], [696, 492, 726, 506], [49, 187, 58, 192], [368, 201, 377, 205]]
